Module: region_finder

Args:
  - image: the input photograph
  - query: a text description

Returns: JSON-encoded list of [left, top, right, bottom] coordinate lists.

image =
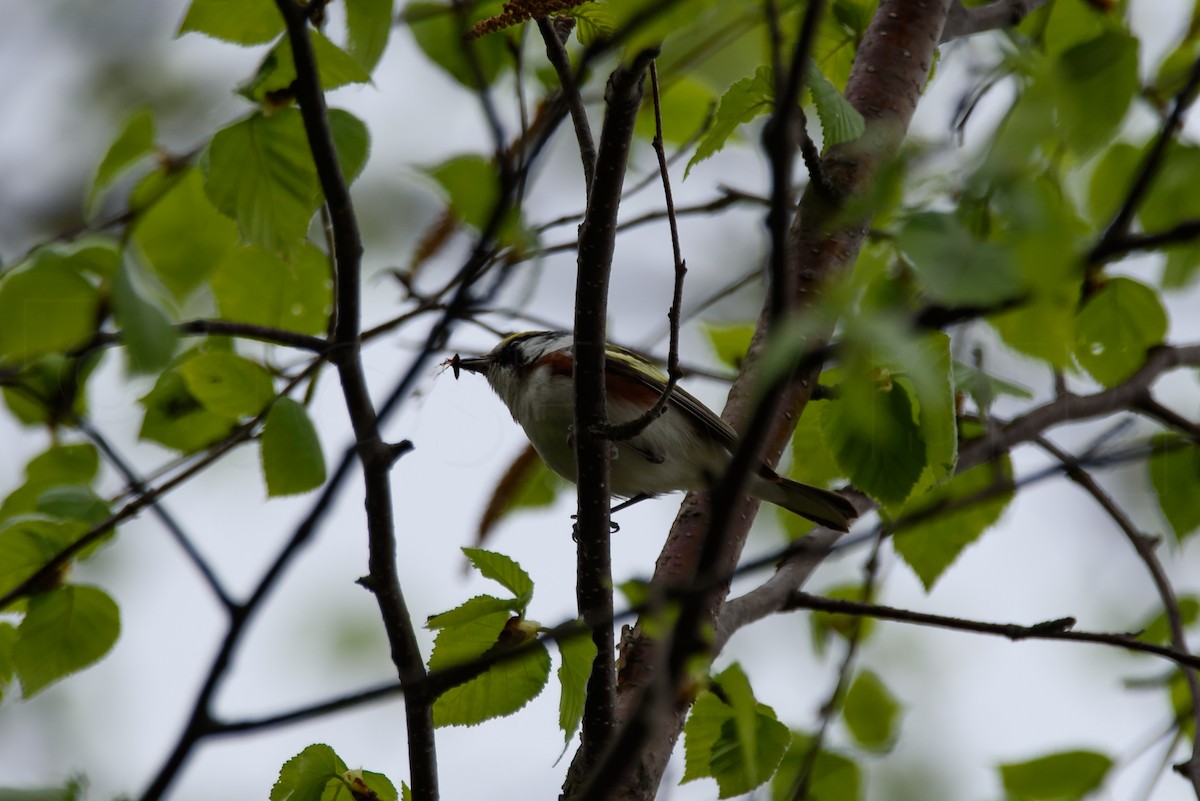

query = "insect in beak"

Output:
[[448, 354, 490, 380]]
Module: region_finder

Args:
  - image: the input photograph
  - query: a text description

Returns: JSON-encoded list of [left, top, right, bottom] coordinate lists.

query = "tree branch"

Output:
[[538, 16, 596, 192], [939, 0, 1049, 43]]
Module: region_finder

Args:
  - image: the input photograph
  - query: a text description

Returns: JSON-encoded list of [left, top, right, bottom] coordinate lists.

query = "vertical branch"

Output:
[[272, 2, 438, 798], [538, 16, 597, 192], [571, 47, 659, 777]]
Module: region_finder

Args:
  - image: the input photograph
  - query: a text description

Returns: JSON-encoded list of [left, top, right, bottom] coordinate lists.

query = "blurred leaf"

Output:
[[240, 30, 372, 103], [432, 641, 550, 727], [703, 321, 756, 369], [89, 108, 155, 211], [139, 369, 238, 454], [814, 0, 877, 89], [779, 402, 844, 540], [426, 154, 501, 231], [113, 255, 178, 374], [1074, 278, 1166, 388], [406, 1, 508, 88], [1137, 597, 1199, 645], [1162, 245, 1200, 290], [131, 167, 240, 301], [178, 351, 275, 418], [895, 212, 1022, 306], [203, 109, 319, 253], [772, 734, 862, 801], [682, 664, 791, 798], [462, 548, 534, 607], [0, 778, 83, 801], [999, 750, 1112, 801], [1086, 142, 1140, 226], [635, 77, 714, 145], [0, 622, 15, 699], [1139, 143, 1200, 232], [26, 444, 99, 485], [345, 0, 395, 72], [178, 0, 284, 45], [1148, 435, 1200, 542], [2, 353, 98, 427], [13, 585, 120, 697], [1053, 30, 1138, 156], [557, 625, 595, 743], [270, 743, 347, 801], [35, 486, 110, 528], [687, 67, 772, 178], [806, 61, 864, 147], [476, 446, 565, 544], [211, 243, 332, 335], [1040, 0, 1113, 55], [0, 518, 88, 604], [822, 376, 925, 507], [0, 254, 99, 362], [843, 669, 902, 751], [261, 398, 326, 496], [953, 361, 1033, 413], [894, 459, 1014, 591], [809, 584, 874, 657]]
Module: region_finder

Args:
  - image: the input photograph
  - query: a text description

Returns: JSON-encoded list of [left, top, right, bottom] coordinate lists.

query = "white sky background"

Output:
[[1, 1, 1200, 800]]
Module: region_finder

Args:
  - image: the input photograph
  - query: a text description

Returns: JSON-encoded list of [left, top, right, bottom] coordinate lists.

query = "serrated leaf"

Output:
[[406, 1, 507, 88], [687, 67, 773, 178], [178, 0, 284, 45], [0, 254, 99, 362], [131, 167, 240, 301], [1074, 277, 1167, 388], [570, 2, 616, 46], [894, 459, 1014, 590], [261, 398, 326, 496], [178, 351, 275, 419], [270, 744, 347, 801], [113, 255, 178, 374], [462, 548, 533, 606], [999, 750, 1112, 801], [843, 670, 901, 751], [432, 641, 551, 727], [426, 595, 515, 631], [346, 0, 395, 72], [203, 109, 320, 253], [211, 243, 332, 336], [240, 30, 372, 103], [90, 109, 155, 211], [139, 369, 238, 454], [13, 585, 120, 696], [683, 664, 792, 798], [557, 625, 595, 743], [806, 61, 864, 147], [822, 377, 925, 507], [427, 607, 510, 671], [1148, 435, 1200, 542]]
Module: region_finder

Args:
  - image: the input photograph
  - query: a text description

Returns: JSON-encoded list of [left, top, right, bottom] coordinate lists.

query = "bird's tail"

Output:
[[751, 475, 858, 532]]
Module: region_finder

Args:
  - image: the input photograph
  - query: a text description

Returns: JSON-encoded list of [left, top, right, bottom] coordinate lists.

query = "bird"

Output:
[[451, 331, 857, 532]]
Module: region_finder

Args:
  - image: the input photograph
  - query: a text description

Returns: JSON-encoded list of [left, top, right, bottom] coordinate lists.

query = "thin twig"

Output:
[[538, 16, 596, 192]]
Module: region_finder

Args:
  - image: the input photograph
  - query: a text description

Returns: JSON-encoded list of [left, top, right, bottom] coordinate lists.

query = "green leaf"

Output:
[[427, 594, 516, 631], [270, 743, 347, 801], [13, 585, 120, 696], [351, 771, 398, 801], [406, 1, 508, 88], [203, 109, 320, 254], [806, 61, 864, 147], [328, 109, 372, 185], [178, 351, 275, 418], [813, 0, 877, 90], [178, 0, 284, 45], [635, 77, 714, 146], [462, 548, 534, 606], [240, 30, 372, 103], [822, 376, 925, 507], [426, 154, 501, 231], [808, 584, 874, 657], [211, 243, 332, 335], [1148, 435, 1200, 542], [1074, 278, 1167, 388], [1086, 142, 1140, 226], [953, 361, 1033, 413], [896, 212, 1022, 306], [779, 401, 844, 540], [703, 321, 755, 370], [26, 444, 99, 485], [557, 625, 595, 743], [89, 108, 155, 211], [0, 253, 99, 362], [682, 664, 792, 798], [35, 486, 110, 528], [477, 448, 566, 539], [0, 622, 16, 698], [907, 332, 957, 483], [772, 734, 862, 801], [687, 67, 773, 178], [1138, 597, 1199, 645], [999, 750, 1112, 801], [0, 518, 88, 604], [1053, 30, 1138, 156], [2, 352, 98, 427], [432, 641, 551, 727], [113, 255, 178, 374], [261, 398, 327, 496], [842, 670, 902, 751], [894, 459, 1014, 590], [130, 166, 240, 301], [0, 778, 84, 801], [427, 603, 511, 672], [570, 2, 617, 46], [139, 368, 238, 454], [346, 0, 395, 72]]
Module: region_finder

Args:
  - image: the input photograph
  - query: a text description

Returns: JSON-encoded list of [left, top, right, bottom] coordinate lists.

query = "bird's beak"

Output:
[[450, 354, 490, 379]]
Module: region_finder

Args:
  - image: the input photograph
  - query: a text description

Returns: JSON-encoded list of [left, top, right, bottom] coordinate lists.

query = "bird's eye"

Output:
[[495, 344, 521, 367]]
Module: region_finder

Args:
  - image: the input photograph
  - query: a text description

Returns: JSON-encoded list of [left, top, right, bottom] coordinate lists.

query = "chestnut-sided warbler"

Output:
[[452, 331, 857, 532]]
